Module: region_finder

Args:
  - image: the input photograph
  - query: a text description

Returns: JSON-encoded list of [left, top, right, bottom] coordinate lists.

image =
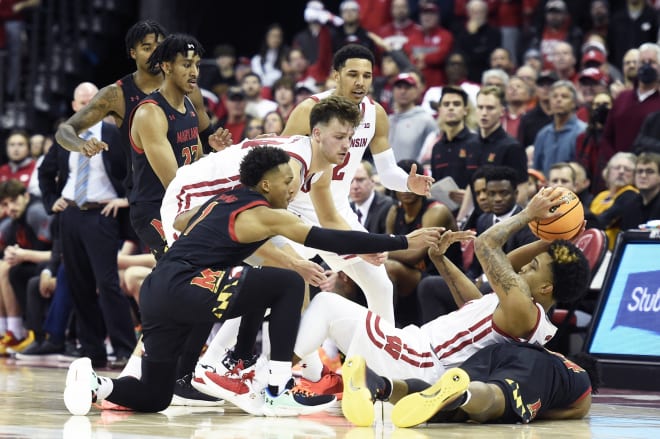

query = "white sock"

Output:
[[0, 317, 7, 335], [322, 339, 339, 358], [7, 317, 25, 339], [118, 354, 142, 379], [96, 376, 114, 401], [268, 360, 292, 394], [261, 320, 271, 358], [300, 352, 324, 382], [199, 318, 240, 365]]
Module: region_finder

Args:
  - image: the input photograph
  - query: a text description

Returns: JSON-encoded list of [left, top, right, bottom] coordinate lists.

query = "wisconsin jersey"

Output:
[[420, 293, 557, 368], [287, 89, 377, 221], [129, 91, 200, 203], [160, 135, 314, 245], [343, 293, 556, 383]]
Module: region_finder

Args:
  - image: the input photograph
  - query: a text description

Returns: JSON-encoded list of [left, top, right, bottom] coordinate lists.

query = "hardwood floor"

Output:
[[1, 358, 659, 438]]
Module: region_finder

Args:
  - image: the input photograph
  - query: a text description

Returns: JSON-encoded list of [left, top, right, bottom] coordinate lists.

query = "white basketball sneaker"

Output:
[[63, 357, 99, 415]]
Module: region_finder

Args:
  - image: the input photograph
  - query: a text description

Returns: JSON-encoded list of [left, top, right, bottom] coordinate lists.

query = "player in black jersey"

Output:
[[342, 342, 599, 427], [63, 146, 442, 417], [127, 33, 206, 260]]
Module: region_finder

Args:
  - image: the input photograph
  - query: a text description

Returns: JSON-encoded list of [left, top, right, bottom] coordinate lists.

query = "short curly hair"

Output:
[[332, 44, 375, 72], [239, 146, 290, 188], [547, 240, 590, 303]]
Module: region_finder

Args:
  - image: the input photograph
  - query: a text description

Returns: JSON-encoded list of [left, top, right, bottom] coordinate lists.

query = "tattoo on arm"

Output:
[[479, 244, 518, 295]]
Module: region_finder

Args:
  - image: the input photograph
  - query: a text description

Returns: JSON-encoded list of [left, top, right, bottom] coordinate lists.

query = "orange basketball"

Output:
[[529, 189, 584, 241]]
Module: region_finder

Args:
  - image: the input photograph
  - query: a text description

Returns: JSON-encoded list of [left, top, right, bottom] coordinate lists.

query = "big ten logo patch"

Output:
[[613, 270, 660, 335]]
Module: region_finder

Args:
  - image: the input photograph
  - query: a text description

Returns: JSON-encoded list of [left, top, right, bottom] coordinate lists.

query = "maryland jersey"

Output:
[[129, 91, 200, 203], [160, 188, 269, 269], [287, 90, 377, 221], [420, 293, 557, 368], [116, 73, 150, 196], [160, 135, 314, 245]]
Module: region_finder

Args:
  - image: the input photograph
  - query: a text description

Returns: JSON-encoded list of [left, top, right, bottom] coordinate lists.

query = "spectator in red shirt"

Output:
[[218, 86, 252, 142], [407, 2, 454, 88], [575, 67, 608, 123], [0, 131, 36, 189], [357, 0, 392, 33], [530, 0, 583, 71], [376, 0, 423, 53]]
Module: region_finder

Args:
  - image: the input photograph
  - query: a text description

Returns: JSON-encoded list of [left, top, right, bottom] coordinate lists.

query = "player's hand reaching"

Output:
[[81, 137, 108, 157], [405, 227, 443, 251], [429, 230, 476, 259], [524, 186, 566, 221], [209, 127, 233, 152], [406, 163, 434, 197], [291, 258, 327, 287]]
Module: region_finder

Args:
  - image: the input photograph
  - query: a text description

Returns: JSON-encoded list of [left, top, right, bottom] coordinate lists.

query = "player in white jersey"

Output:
[[281, 44, 434, 324], [162, 135, 315, 246], [287, 188, 590, 391]]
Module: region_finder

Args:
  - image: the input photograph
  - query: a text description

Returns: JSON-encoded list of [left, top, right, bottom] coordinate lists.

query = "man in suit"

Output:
[[39, 82, 136, 368], [469, 165, 538, 282], [349, 161, 394, 234]]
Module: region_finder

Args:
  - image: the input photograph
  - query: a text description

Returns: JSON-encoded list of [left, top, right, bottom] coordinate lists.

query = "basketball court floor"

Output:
[[2, 358, 660, 439]]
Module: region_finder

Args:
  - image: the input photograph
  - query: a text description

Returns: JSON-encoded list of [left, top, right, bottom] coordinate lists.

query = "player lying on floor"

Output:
[[199, 188, 591, 406], [341, 342, 600, 427]]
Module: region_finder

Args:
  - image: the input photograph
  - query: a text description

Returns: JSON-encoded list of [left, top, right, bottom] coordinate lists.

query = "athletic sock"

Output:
[[321, 338, 339, 358], [96, 376, 114, 401], [118, 354, 142, 379], [268, 360, 292, 394], [0, 317, 7, 335], [300, 352, 324, 382], [199, 318, 240, 365], [7, 317, 25, 339]]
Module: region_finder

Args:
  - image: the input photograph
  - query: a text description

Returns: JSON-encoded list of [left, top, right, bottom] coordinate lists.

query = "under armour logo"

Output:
[[187, 44, 195, 49]]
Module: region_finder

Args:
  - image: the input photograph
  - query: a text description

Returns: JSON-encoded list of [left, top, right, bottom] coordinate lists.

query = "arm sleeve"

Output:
[[372, 148, 409, 192], [199, 122, 216, 155], [304, 226, 407, 254]]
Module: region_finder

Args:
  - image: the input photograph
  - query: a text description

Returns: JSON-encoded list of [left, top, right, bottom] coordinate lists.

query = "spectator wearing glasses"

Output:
[[589, 152, 641, 249], [622, 152, 660, 230]]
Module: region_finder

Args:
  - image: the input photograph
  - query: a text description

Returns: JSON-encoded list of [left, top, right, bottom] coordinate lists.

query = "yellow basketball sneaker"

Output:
[[341, 356, 391, 427], [391, 367, 470, 428]]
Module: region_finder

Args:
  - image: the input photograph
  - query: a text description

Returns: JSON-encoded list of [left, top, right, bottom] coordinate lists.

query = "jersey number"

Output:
[[182, 145, 199, 165], [183, 201, 218, 236], [332, 151, 351, 180]]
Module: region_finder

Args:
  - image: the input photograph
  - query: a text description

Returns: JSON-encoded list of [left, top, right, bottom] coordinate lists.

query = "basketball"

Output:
[[529, 188, 584, 241]]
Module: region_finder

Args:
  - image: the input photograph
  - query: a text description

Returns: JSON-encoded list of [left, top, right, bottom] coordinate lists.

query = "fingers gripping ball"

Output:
[[529, 189, 584, 241]]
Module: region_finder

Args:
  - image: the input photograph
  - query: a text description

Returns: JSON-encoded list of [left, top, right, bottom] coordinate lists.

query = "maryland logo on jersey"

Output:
[[190, 266, 245, 320]]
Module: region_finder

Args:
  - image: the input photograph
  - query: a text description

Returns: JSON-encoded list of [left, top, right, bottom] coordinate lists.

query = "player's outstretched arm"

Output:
[[236, 206, 442, 255], [428, 230, 481, 307], [55, 84, 122, 155]]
